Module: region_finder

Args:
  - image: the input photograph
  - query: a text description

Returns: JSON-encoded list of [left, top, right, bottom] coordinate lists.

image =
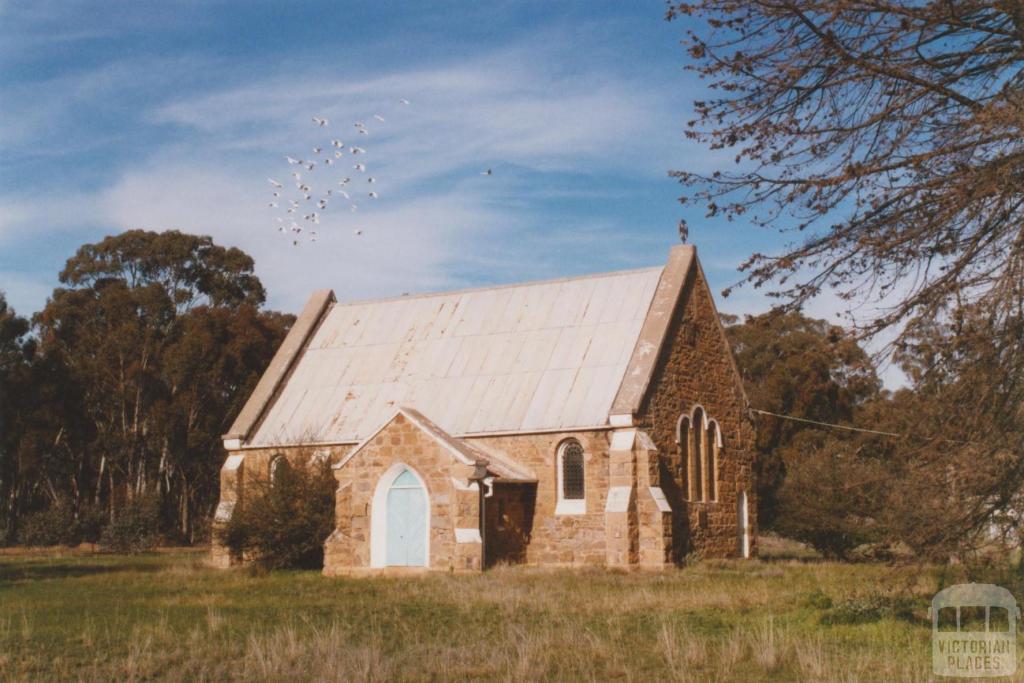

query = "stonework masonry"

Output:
[[208, 245, 757, 573], [636, 262, 758, 559]]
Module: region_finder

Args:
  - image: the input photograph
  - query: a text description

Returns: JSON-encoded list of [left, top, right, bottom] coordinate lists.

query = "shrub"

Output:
[[100, 497, 161, 553], [77, 503, 107, 544], [773, 433, 886, 560], [804, 588, 833, 611], [18, 505, 77, 546], [820, 593, 918, 625], [220, 458, 335, 569]]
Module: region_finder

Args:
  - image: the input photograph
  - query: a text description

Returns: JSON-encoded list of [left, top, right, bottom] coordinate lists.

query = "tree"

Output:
[[0, 292, 33, 542], [160, 305, 293, 540], [670, 1, 1024, 558], [24, 230, 291, 542], [725, 311, 880, 526], [669, 1, 1024, 338]]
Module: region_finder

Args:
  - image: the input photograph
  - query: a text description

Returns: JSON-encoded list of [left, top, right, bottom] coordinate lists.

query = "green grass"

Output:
[[0, 548, 1016, 681]]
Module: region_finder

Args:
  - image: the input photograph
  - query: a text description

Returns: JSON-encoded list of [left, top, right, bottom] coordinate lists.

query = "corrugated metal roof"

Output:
[[248, 266, 664, 446]]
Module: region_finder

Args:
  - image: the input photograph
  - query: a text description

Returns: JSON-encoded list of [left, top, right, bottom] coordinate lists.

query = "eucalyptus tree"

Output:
[[32, 231, 290, 540]]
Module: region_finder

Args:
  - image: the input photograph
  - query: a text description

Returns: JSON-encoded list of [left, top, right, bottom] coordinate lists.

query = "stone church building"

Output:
[[211, 245, 756, 573]]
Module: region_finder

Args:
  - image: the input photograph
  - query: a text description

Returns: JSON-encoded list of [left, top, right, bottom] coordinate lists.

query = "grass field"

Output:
[[0, 546, 1016, 682]]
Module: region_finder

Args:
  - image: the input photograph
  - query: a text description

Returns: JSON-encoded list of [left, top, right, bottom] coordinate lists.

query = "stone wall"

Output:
[[636, 264, 758, 559], [322, 412, 482, 574], [467, 430, 612, 566]]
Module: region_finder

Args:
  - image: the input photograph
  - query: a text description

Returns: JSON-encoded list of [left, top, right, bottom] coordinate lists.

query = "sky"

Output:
[[0, 0, 907, 386]]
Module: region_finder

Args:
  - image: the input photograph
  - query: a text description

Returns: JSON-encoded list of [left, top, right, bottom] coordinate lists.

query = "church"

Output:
[[211, 245, 756, 573]]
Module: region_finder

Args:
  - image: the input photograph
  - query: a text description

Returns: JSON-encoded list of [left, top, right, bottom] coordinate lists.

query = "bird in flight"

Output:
[[268, 103, 414, 245], [481, 168, 493, 176]]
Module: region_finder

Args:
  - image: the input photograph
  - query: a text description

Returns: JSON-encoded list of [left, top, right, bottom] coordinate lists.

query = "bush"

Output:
[[820, 593, 919, 625], [220, 458, 335, 569], [18, 505, 77, 546], [773, 433, 886, 560], [100, 497, 161, 553], [77, 503, 107, 544]]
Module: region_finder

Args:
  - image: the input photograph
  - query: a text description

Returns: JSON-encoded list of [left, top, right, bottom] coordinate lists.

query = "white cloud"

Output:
[[98, 161, 508, 312], [148, 46, 686, 181], [2, 36, 696, 315], [0, 270, 55, 318]]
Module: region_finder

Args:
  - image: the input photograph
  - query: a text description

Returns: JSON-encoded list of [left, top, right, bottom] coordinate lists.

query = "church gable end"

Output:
[[636, 254, 757, 559]]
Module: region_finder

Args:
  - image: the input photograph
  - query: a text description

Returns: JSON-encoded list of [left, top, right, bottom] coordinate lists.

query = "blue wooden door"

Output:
[[386, 469, 427, 566]]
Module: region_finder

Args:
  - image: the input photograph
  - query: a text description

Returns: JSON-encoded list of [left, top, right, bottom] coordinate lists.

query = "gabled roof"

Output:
[[335, 407, 536, 482], [230, 245, 699, 447]]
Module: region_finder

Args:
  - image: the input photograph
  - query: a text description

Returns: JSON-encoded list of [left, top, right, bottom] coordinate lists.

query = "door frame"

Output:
[[370, 462, 430, 568]]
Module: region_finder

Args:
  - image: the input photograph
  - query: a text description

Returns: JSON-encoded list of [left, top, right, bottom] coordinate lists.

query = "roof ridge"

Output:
[[330, 264, 665, 308]]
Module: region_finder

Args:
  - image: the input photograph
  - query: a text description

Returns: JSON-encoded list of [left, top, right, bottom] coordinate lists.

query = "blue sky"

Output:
[[0, 1, 901, 381]]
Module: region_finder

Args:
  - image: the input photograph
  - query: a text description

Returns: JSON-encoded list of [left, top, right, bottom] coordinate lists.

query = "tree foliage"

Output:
[[1, 230, 292, 545], [0, 293, 37, 543], [725, 311, 880, 526], [669, 1, 1024, 337], [673, 1, 1024, 560]]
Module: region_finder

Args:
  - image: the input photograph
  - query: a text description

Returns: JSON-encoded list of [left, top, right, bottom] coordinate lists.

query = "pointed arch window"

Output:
[[677, 415, 691, 500], [269, 454, 287, 486], [680, 406, 722, 503], [705, 420, 719, 502], [691, 407, 705, 501], [556, 439, 586, 515]]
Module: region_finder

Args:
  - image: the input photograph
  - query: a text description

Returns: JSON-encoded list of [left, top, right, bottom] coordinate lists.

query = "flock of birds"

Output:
[[264, 104, 691, 250], [267, 99, 494, 246]]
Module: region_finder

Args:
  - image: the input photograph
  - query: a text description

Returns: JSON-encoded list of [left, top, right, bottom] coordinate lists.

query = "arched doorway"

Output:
[[370, 464, 429, 567], [737, 490, 750, 559]]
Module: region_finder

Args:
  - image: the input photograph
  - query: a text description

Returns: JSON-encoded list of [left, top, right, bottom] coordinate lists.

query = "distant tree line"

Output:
[[727, 309, 1018, 561], [0, 230, 292, 546]]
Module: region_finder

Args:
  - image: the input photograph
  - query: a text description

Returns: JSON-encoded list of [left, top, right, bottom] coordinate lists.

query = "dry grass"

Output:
[[0, 550, 1019, 681]]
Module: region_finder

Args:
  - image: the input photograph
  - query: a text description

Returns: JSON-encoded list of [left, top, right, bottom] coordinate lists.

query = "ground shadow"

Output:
[[0, 556, 166, 585]]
